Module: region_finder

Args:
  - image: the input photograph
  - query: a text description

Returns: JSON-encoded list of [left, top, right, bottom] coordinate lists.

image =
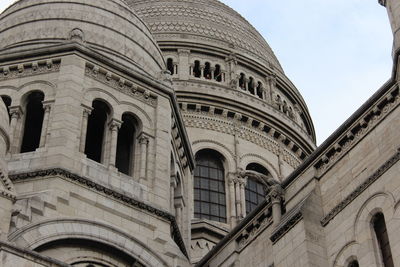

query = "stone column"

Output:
[[268, 184, 284, 227], [200, 65, 205, 78], [39, 103, 52, 148], [108, 119, 121, 168], [178, 49, 190, 80], [239, 178, 246, 217], [8, 107, 21, 151], [228, 175, 237, 226], [211, 67, 215, 80], [235, 179, 242, 218], [139, 135, 149, 181], [79, 106, 92, 153]]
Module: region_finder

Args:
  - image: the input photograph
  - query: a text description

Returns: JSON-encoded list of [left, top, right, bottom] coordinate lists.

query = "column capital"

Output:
[[138, 134, 150, 145], [9, 106, 22, 119], [267, 184, 284, 203], [109, 119, 122, 131], [81, 104, 93, 116]]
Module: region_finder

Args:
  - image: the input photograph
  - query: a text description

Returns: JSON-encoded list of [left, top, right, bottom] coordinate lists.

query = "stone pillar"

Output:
[[108, 119, 121, 168], [8, 107, 22, 151], [240, 179, 246, 217], [200, 65, 205, 78], [178, 49, 190, 80], [139, 135, 149, 181], [228, 175, 237, 226], [268, 184, 284, 227], [79, 106, 92, 153], [234, 179, 242, 218], [39, 103, 52, 148], [211, 67, 215, 80]]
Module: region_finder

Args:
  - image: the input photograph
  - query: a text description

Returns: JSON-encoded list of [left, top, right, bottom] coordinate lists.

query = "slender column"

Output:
[[79, 107, 92, 153], [268, 184, 284, 227], [139, 135, 149, 181], [228, 175, 237, 226], [108, 120, 121, 168], [239, 179, 246, 217], [211, 67, 215, 80], [235, 180, 241, 219], [189, 64, 193, 76], [39, 104, 51, 148], [175, 202, 183, 229], [200, 65, 205, 78], [8, 107, 21, 151]]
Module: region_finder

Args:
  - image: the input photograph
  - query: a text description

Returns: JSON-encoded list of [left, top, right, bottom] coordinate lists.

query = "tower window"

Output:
[[85, 100, 110, 163], [193, 60, 201, 78], [204, 62, 211, 79], [115, 113, 136, 176], [167, 58, 174, 75], [194, 150, 226, 223], [372, 213, 394, 267], [348, 260, 359, 267], [20, 91, 44, 153], [248, 77, 255, 95], [239, 73, 246, 90], [214, 64, 222, 82], [245, 163, 269, 214], [256, 82, 263, 99]]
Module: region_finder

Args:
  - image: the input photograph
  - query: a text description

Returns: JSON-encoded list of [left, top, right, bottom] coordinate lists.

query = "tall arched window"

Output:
[[245, 163, 268, 214], [194, 150, 226, 223], [167, 58, 174, 75], [256, 82, 263, 99], [348, 260, 359, 267], [115, 113, 136, 175], [239, 73, 246, 90], [372, 213, 394, 267], [1, 95, 11, 121], [193, 60, 201, 78], [248, 77, 255, 95], [204, 62, 211, 79], [214, 64, 222, 82], [20, 91, 44, 153], [85, 100, 110, 163]]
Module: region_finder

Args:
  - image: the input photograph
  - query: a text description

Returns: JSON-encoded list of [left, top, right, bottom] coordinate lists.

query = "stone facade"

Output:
[[0, 0, 398, 267]]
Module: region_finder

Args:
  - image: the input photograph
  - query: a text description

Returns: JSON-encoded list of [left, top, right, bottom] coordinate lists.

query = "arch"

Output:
[[332, 241, 359, 267], [83, 89, 117, 118], [194, 149, 227, 223], [193, 60, 201, 78], [240, 153, 279, 181], [15, 81, 56, 106], [248, 77, 255, 95], [1, 95, 11, 121], [214, 64, 222, 82], [192, 140, 235, 174], [372, 212, 394, 267], [20, 91, 45, 153], [7, 218, 167, 267]]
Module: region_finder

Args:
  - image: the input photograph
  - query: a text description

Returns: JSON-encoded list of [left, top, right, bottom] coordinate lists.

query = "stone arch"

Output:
[[118, 102, 153, 131], [8, 218, 168, 267], [240, 153, 279, 181], [83, 88, 117, 119], [16, 81, 56, 106], [332, 241, 359, 267], [192, 139, 235, 174]]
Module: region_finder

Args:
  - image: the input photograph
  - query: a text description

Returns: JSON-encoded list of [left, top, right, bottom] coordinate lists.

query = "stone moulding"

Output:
[[8, 168, 188, 258], [314, 85, 399, 177], [321, 148, 400, 226], [269, 211, 302, 244], [0, 59, 61, 81], [85, 63, 158, 107]]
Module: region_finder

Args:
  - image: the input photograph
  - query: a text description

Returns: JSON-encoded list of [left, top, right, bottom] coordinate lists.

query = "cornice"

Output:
[[321, 148, 400, 226], [8, 168, 189, 258], [0, 58, 61, 81]]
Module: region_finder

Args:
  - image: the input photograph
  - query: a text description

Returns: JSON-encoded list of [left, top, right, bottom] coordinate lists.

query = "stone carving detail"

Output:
[[321, 148, 400, 226], [0, 60, 61, 81], [314, 86, 399, 176], [9, 168, 188, 257], [85, 64, 158, 107], [69, 28, 85, 43], [0, 170, 16, 201]]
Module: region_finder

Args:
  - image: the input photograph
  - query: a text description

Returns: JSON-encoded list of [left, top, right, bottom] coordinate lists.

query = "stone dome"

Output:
[[0, 0, 165, 77], [126, 0, 284, 72]]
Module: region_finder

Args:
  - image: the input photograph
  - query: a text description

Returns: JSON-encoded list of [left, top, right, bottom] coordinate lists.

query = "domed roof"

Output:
[[126, 0, 283, 72], [0, 0, 165, 76]]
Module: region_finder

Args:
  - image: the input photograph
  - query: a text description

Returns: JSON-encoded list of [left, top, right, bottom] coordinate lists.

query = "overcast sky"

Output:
[[0, 0, 394, 145]]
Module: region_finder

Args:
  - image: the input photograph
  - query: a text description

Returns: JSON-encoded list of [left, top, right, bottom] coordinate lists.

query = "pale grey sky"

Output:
[[0, 0, 394, 144]]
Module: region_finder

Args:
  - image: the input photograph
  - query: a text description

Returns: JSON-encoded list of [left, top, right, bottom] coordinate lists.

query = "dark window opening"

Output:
[[116, 114, 136, 176], [85, 100, 110, 163], [167, 58, 174, 75], [373, 213, 394, 267], [256, 82, 263, 99], [214, 64, 222, 82], [246, 163, 269, 175], [248, 77, 255, 95], [204, 62, 211, 79], [239, 73, 246, 90], [20, 91, 44, 153], [1, 95, 11, 121], [245, 163, 269, 215], [193, 60, 201, 78], [194, 149, 226, 223], [348, 260, 359, 267]]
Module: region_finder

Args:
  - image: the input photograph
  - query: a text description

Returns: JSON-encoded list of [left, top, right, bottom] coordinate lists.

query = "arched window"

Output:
[[85, 100, 110, 163], [167, 58, 174, 75], [193, 60, 201, 78], [239, 73, 246, 90], [204, 62, 211, 79], [194, 150, 226, 223], [256, 82, 263, 99], [115, 113, 136, 175], [1, 95, 11, 121], [372, 213, 394, 267], [348, 260, 359, 267], [20, 91, 44, 153], [214, 64, 222, 82], [248, 77, 255, 95], [245, 163, 268, 214]]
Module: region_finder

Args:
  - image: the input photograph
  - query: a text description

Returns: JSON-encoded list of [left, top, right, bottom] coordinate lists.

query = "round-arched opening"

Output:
[[115, 113, 137, 176], [204, 62, 211, 80], [239, 73, 246, 90], [85, 100, 111, 163], [372, 212, 394, 267], [246, 163, 269, 175], [248, 77, 255, 95], [256, 82, 263, 99], [167, 58, 174, 75], [214, 64, 222, 82], [194, 149, 226, 223], [20, 91, 44, 153], [193, 60, 201, 78], [245, 163, 269, 215], [1, 95, 11, 121], [35, 238, 145, 267], [348, 260, 359, 267]]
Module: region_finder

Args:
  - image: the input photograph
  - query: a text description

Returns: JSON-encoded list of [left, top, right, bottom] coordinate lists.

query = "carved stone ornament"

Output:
[[69, 28, 85, 43]]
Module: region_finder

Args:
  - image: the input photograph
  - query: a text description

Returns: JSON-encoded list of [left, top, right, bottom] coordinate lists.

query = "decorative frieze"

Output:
[[321, 148, 400, 226], [314, 85, 399, 176], [0, 59, 61, 81], [85, 63, 158, 107]]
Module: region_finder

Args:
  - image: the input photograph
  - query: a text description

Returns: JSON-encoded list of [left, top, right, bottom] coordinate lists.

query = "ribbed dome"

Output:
[[0, 0, 165, 76], [126, 0, 283, 72]]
